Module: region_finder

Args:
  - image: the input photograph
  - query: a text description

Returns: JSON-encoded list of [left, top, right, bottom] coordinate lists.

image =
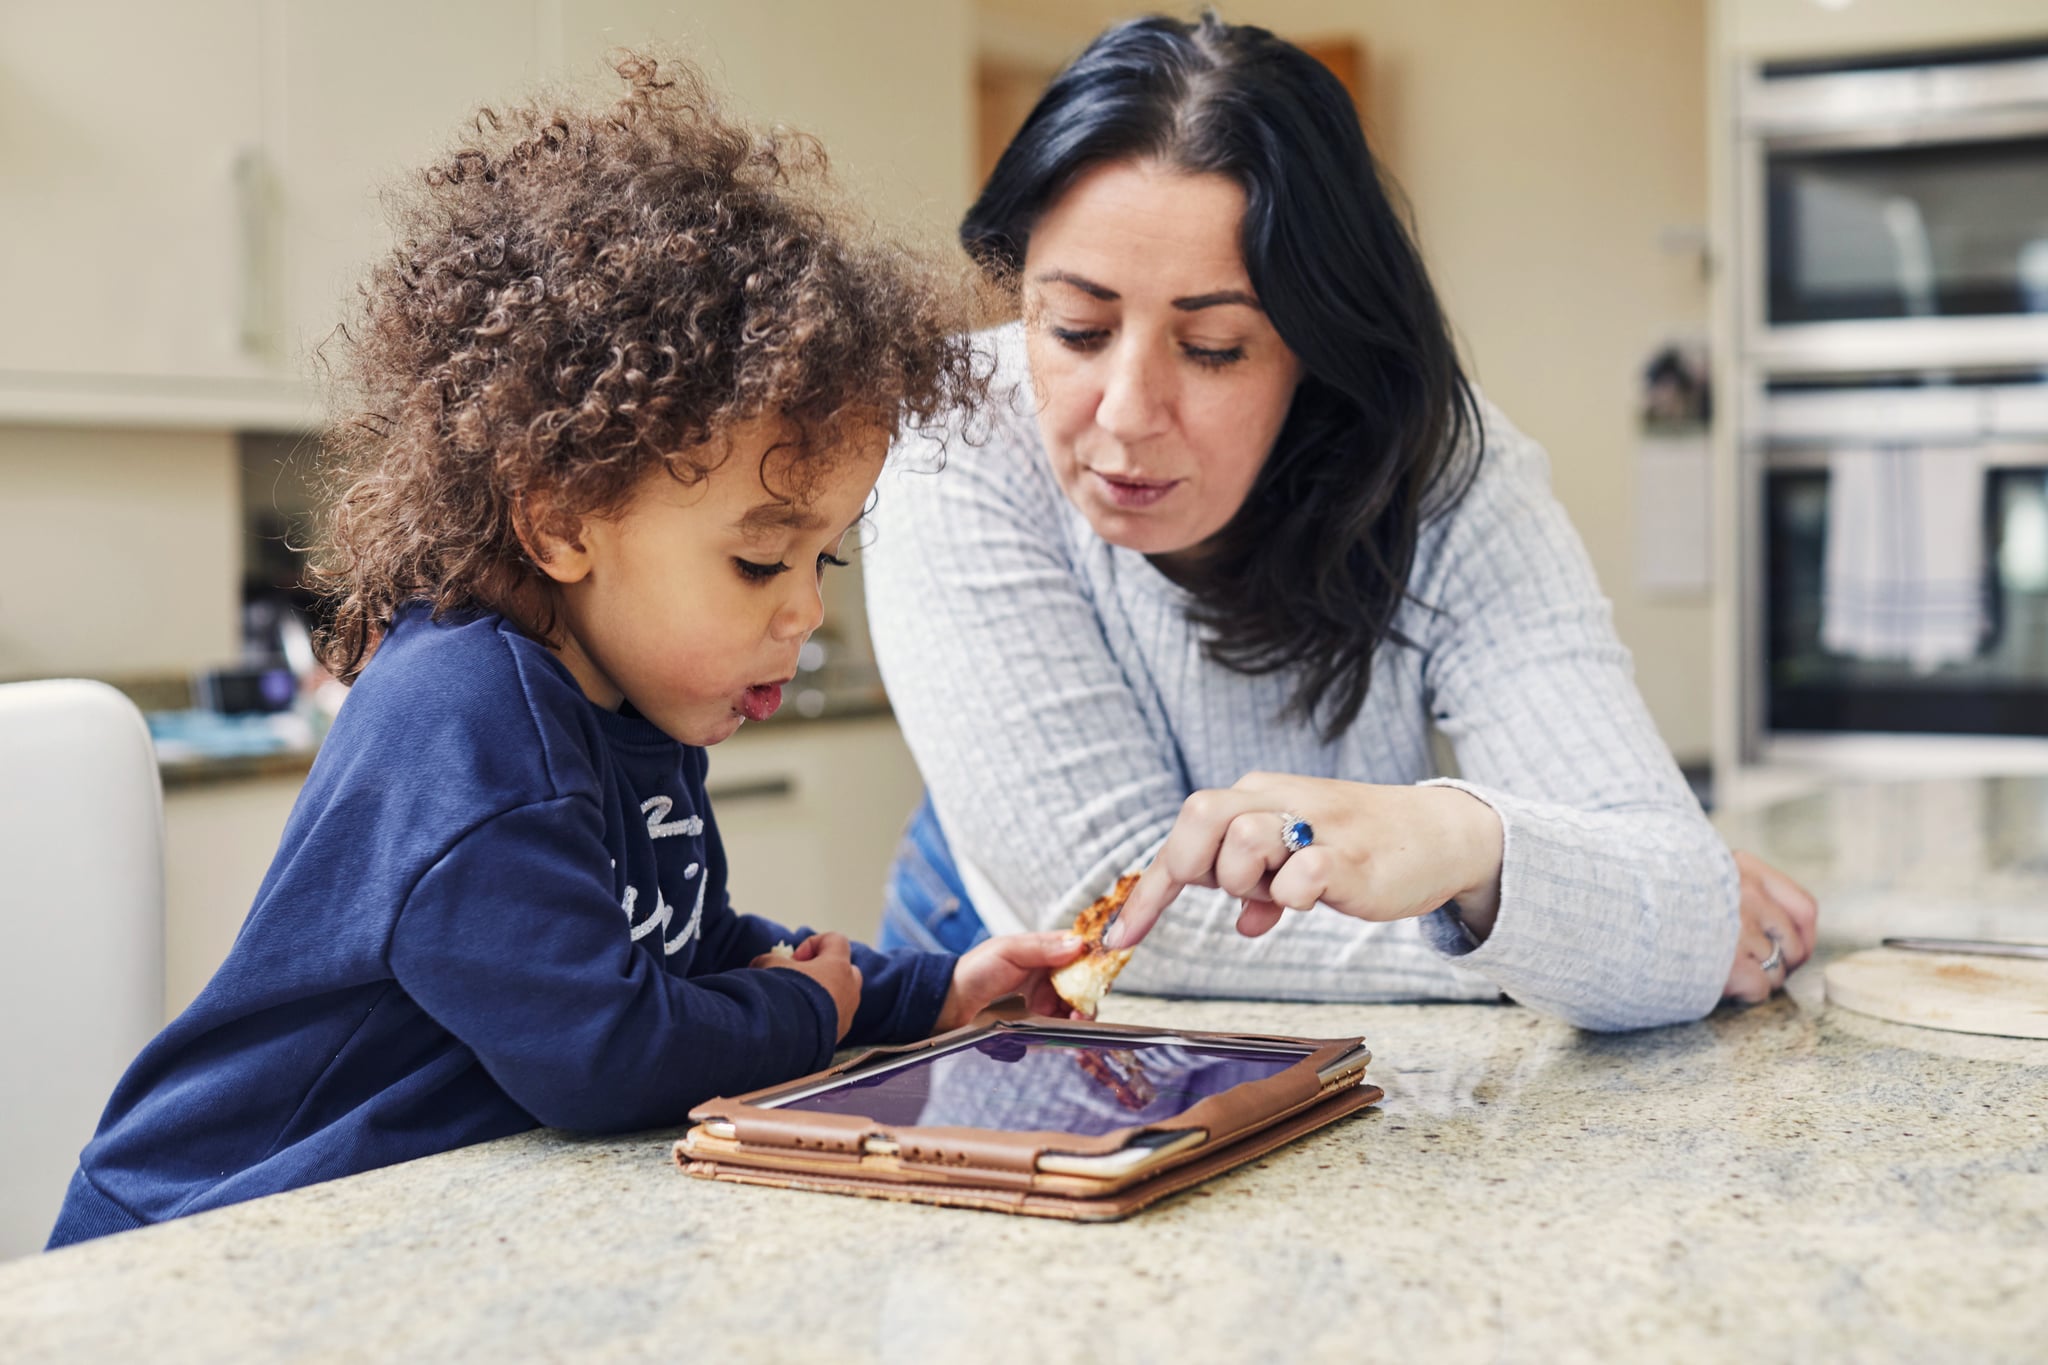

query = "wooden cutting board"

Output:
[[1825, 947, 2048, 1040]]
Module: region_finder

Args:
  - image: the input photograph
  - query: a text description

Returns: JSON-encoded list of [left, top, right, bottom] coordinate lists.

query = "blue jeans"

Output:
[[878, 794, 990, 953]]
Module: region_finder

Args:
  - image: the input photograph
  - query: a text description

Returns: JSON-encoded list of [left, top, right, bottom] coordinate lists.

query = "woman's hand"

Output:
[[1104, 774, 1505, 950], [932, 931, 1091, 1033], [1722, 851, 1819, 1004], [752, 933, 864, 1041]]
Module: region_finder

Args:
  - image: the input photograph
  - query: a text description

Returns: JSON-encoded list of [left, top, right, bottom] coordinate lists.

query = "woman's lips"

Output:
[[738, 683, 784, 722], [1090, 469, 1180, 509]]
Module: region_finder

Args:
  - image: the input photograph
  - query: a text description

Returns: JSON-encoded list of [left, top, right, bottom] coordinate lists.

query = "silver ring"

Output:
[[1758, 929, 1785, 976], [1278, 812, 1314, 854]]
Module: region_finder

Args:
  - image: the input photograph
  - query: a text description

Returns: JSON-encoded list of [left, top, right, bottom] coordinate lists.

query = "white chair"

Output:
[[0, 680, 164, 1259]]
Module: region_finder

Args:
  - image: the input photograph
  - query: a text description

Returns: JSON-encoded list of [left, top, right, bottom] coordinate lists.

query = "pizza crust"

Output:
[[1050, 873, 1140, 1017]]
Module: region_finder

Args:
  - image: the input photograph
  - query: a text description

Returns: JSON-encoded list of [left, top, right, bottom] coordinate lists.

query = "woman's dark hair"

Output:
[[963, 13, 1482, 737]]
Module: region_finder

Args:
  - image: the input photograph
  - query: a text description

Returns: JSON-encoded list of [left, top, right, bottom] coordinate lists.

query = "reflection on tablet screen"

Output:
[[768, 1030, 1302, 1136]]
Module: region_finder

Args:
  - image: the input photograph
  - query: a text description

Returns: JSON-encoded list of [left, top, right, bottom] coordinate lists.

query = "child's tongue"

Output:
[[739, 683, 783, 722]]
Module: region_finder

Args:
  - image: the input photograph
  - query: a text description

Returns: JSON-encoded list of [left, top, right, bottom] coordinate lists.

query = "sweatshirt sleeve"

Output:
[[388, 794, 840, 1133], [1409, 407, 1741, 1030], [695, 798, 957, 1047]]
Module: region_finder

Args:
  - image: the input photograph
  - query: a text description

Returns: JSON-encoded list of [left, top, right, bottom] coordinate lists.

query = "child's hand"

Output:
[[932, 931, 1090, 1034], [752, 933, 862, 1042]]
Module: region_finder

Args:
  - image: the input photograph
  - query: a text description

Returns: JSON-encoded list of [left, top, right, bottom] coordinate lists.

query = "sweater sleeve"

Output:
[[388, 795, 841, 1133], [1408, 405, 1741, 1030]]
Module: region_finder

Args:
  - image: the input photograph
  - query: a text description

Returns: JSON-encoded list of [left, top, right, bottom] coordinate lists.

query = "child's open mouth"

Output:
[[739, 683, 784, 722]]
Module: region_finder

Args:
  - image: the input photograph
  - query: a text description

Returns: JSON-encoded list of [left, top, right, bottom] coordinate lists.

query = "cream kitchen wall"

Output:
[[562, 0, 974, 242], [981, 0, 1718, 761]]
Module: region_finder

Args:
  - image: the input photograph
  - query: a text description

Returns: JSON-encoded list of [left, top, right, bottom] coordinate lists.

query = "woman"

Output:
[[865, 14, 1814, 1029]]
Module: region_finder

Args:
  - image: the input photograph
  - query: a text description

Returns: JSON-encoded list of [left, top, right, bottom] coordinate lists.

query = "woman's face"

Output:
[[1021, 160, 1303, 564]]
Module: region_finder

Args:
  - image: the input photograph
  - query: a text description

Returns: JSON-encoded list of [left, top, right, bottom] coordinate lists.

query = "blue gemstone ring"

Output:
[[1278, 812, 1314, 854]]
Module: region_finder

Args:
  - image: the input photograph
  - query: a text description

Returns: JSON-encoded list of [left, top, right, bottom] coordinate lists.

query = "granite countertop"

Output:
[[2, 782, 2045, 1362]]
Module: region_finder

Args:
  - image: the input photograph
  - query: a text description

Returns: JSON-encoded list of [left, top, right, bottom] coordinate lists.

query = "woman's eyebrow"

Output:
[[1033, 269, 1119, 300], [1031, 270, 1260, 313], [1173, 289, 1261, 312]]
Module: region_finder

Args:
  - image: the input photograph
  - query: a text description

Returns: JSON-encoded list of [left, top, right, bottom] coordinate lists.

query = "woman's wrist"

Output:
[[1437, 786, 1504, 941]]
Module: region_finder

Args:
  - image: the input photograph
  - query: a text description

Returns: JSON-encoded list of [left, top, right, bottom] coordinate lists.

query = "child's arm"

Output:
[[388, 796, 841, 1133], [694, 802, 958, 1048]]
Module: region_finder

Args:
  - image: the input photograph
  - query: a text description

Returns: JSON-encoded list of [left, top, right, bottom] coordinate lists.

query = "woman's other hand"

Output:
[[1104, 774, 1505, 950], [932, 931, 1090, 1033], [1721, 851, 1819, 1004]]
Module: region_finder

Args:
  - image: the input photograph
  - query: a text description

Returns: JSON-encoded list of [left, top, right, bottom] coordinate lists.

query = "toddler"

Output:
[[48, 56, 1082, 1249]]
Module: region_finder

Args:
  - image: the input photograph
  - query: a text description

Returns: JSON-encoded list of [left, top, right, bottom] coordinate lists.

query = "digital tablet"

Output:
[[676, 1013, 1380, 1215]]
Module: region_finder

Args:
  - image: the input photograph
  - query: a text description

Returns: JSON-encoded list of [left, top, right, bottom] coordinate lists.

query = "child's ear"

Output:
[[514, 500, 593, 586]]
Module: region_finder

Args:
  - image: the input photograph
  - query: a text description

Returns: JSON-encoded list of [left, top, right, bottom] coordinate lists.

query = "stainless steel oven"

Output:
[[1740, 41, 2048, 375], [1756, 374, 2048, 740], [1733, 40, 2048, 768]]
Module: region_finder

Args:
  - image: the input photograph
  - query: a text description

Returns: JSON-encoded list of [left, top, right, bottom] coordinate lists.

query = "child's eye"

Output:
[[734, 557, 791, 582], [1183, 343, 1246, 369], [1050, 325, 1110, 353]]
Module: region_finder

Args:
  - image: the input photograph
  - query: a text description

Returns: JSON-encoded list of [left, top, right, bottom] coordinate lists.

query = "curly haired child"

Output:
[[48, 55, 1085, 1248]]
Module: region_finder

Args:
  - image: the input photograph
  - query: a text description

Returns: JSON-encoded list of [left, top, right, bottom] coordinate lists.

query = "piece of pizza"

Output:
[[1050, 873, 1140, 1017]]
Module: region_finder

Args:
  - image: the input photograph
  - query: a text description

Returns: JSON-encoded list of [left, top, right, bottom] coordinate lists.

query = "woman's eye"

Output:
[[735, 557, 790, 582], [817, 551, 849, 575], [1049, 325, 1110, 352], [1183, 343, 1246, 369]]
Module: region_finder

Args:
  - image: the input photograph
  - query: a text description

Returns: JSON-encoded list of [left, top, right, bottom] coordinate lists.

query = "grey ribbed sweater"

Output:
[[863, 327, 1738, 1030]]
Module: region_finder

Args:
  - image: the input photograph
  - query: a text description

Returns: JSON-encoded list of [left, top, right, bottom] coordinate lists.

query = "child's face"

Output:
[[533, 416, 885, 746]]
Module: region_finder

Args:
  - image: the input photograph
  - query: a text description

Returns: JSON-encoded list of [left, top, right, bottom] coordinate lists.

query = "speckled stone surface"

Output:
[[3, 782, 2045, 1363]]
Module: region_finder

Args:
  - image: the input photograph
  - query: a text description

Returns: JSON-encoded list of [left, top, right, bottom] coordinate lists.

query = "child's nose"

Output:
[[770, 579, 826, 642]]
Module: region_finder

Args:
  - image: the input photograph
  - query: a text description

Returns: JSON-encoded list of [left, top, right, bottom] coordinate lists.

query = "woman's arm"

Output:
[[1102, 403, 1749, 1028], [1395, 402, 1743, 1028]]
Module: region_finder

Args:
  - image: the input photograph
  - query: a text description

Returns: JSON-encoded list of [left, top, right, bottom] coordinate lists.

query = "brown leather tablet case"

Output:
[[672, 1011, 1382, 1221]]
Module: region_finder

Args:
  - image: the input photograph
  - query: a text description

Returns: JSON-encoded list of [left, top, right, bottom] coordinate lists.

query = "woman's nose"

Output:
[[1094, 338, 1173, 443]]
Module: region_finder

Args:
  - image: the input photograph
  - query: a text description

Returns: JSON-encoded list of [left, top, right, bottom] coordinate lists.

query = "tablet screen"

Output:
[[764, 1029, 1306, 1136]]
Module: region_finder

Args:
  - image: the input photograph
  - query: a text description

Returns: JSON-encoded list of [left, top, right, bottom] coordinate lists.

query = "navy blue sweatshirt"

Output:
[[48, 606, 955, 1247]]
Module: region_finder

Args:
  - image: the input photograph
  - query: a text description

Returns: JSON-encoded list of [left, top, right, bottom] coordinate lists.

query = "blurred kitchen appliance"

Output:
[[1735, 40, 2048, 764], [1741, 40, 2048, 371], [1756, 372, 2048, 738]]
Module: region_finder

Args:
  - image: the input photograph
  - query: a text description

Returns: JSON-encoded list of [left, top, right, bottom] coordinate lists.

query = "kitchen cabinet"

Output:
[[162, 773, 303, 1018], [0, 4, 271, 407], [0, 0, 971, 430], [1718, 0, 2048, 59], [0, 2, 541, 428], [269, 1, 546, 396], [705, 715, 923, 943]]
